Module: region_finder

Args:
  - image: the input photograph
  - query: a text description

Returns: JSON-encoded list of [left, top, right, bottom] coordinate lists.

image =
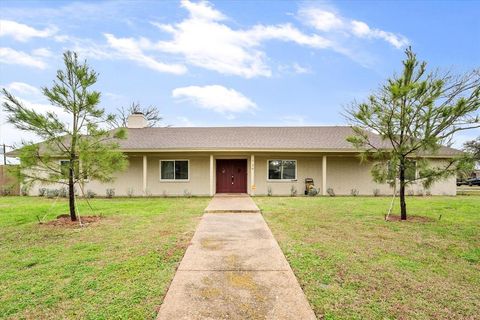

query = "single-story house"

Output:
[[20, 113, 460, 196]]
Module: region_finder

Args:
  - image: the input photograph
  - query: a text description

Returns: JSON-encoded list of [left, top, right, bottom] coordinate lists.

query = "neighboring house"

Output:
[[15, 113, 460, 196], [470, 170, 480, 179]]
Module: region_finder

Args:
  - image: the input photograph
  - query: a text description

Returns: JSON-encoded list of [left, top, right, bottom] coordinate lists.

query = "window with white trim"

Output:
[[60, 160, 70, 178], [386, 160, 417, 181], [160, 160, 189, 180], [405, 160, 417, 181], [59, 160, 88, 180], [268, 160, 297, 180]]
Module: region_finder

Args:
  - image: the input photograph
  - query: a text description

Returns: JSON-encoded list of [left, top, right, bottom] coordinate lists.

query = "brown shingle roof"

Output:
[[118, 126, 461, 156]]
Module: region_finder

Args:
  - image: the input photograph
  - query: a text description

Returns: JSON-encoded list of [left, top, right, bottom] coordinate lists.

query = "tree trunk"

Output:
[[399, 163, 407, 220], [68, 166, 77, 221]]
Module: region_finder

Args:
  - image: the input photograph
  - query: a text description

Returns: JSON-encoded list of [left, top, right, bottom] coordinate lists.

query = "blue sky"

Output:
[[1, 0, 479, 148]]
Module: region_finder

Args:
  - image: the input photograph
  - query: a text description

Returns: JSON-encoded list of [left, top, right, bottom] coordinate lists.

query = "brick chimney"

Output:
[[127, 112, 148, 128]]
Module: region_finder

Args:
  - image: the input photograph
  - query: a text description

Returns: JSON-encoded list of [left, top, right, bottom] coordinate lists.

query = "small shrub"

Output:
[[127, 187, 134, 197], [106, 188, 115, 198], [38, 188, 47, 197], [290, 185, 297, 197], [184, 189, 192, 198], [58, 187, 67, 198], [350, 188, 359, 197], [373, 188, 380, 197], [267, 186, 272, 196], [1, 185, 13, 196], [308, 187, 318, 196], [20, 185, 29, 196], [46, 189, 58, 199], [86, 190, 96, 198], [425, 189, 432, 196], [326, 187, 335, 197]]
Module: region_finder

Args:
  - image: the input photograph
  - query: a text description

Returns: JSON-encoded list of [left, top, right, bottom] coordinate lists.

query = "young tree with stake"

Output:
[[346, 48, 479, 220], [2, 51, 127, 221]]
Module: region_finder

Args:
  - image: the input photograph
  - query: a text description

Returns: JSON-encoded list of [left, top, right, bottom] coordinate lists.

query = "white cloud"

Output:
[[2, 82, 41, 96], [297, 8, 343, 32], [180, 0, 226, 21], [172, 85, 257, 114], [0, 19, 57, 42], [278, 62, 311, 74], [0, 87, 70, 146], [0, 47, 47, 69], [92, 0, 405, 76], [104, 33, 187, 74], [69, 37, 113, 60], [244, 24, 331, 48], [31, 48, 53, 58], [299, 6, 409, 49], [151, 0, 330, 77], [351, 20, 409, 49], [292, 63, 311, 74]]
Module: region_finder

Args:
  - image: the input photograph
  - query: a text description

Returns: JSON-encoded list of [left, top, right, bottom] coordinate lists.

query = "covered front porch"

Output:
[[80, 151, 456, 197], [134, 152, 331, 197]]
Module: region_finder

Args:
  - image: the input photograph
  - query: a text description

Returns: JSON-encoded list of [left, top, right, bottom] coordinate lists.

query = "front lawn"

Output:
[[0, 196, 209, 319], [256, 196, 480, 320]]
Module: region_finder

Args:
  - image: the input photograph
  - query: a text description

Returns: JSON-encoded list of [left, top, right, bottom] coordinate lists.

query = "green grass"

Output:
[[0, 196, 209, 320], [255, 196, 480, 320]]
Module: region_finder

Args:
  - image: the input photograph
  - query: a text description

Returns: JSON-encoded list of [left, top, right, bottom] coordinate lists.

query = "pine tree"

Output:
[[2, 51, 128, 221], [346, 48, 479, 219]]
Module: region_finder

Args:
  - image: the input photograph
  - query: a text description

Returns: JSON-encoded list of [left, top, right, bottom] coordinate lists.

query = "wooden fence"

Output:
[[0, 165, 20, 196]]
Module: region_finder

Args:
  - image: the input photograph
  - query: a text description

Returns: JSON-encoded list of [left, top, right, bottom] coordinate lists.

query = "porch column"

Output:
[[209, 155, 214, 196], [143, 155, 147, 196], [250, 154, 255, 196], [322, 155, 327, 196]]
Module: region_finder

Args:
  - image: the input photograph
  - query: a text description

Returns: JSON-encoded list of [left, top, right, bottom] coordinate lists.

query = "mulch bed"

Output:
[[385, 215, 436, 222], [41, 214, 102, 227]]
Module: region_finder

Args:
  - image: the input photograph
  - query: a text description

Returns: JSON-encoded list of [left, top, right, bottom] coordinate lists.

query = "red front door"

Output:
[[216, 159, 247, 193]]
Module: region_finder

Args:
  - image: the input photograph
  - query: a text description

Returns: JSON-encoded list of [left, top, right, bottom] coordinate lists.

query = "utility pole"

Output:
[[2, 144, 5, 165]]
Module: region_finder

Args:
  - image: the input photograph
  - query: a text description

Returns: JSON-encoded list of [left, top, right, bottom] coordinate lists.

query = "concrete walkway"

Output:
[[157, 194, 316, 320], [204, 193, 261, 213]]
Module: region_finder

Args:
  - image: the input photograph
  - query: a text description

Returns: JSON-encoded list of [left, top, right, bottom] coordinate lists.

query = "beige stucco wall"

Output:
[[145, 155, 210, 196], [27, 153, 456, 196], [253, 155, 323, 196], [85, 156, 143, 196], [325, 157, 455, 196], [83, 154, 211, 196], [255, 154, 456, 195], [254, 155, 455, 196]]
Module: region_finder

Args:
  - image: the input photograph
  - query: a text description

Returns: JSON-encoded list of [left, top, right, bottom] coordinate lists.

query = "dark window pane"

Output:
[[175, 161, 189, 180], [386, 160, 396, 181], [405, 160, 416, 180], [60, 160, 70, 178], [161, 161, 175, 179], [282, 161, 296, 179], [268, 160, 281, 179]]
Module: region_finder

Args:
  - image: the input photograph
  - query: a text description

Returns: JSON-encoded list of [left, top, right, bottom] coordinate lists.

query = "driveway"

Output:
[[157, 194, 316, 319]]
